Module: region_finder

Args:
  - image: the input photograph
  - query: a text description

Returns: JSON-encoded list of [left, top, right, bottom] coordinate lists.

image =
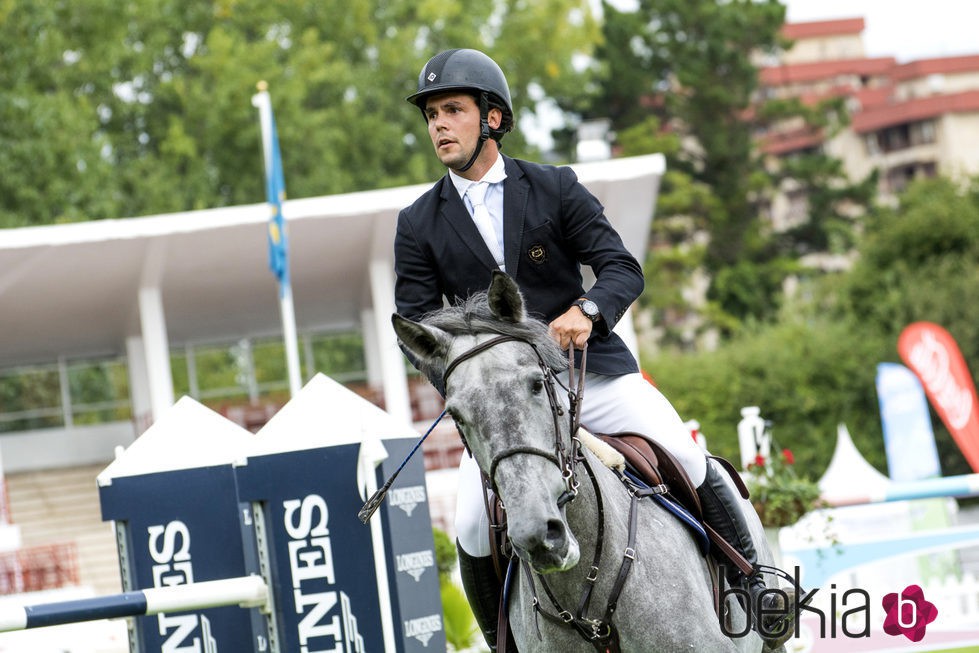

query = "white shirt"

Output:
[[448, 155, 507, 269]]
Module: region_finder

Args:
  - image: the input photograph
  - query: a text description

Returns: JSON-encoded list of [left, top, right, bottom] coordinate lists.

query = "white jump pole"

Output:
[[822, 472, 979, 507], [0, 576, 268, 633]]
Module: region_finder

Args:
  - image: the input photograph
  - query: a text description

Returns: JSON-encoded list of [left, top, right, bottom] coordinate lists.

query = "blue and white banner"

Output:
[[876, 362, 942, 481], [235, 445, 386, 653], [99, 466, 268, 652]]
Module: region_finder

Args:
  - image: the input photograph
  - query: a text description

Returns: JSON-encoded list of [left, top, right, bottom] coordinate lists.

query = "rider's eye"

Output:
[[531, 379, 544, 395]]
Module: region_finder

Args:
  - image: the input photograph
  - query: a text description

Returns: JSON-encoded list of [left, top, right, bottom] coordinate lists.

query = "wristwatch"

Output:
[[573, 298, 601, 322]]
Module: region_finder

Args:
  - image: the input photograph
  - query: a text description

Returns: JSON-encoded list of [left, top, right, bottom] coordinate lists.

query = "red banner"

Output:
[[898, 322, 979, 472]]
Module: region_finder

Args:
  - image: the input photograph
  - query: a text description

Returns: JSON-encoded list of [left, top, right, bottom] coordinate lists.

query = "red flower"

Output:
[[754, 454, 767, 467], [782, 449, 795, 465]]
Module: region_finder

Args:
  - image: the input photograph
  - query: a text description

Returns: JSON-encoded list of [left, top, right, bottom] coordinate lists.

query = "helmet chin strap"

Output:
[[456, 93, 492, 173]]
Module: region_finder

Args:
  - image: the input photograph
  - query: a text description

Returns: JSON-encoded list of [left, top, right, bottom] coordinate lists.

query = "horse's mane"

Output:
[[419, 291, 568, 379]]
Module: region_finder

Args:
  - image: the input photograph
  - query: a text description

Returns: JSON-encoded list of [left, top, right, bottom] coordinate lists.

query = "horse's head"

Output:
[[393, 272, 580, 572]]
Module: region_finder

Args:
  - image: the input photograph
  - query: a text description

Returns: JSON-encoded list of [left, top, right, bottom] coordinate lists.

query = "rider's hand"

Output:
[[549, 307, 593, 350]]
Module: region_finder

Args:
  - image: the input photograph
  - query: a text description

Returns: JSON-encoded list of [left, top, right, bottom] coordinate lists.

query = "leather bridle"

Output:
[[442, 334, 583, 507], [443, 334, 648, 652]]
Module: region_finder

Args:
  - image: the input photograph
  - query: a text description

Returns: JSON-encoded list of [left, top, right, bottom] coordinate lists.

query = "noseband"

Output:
[[442, 334, 582, 507]]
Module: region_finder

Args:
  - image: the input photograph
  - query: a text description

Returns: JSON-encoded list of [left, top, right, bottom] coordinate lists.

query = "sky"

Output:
[[782, 0, 979, 63]]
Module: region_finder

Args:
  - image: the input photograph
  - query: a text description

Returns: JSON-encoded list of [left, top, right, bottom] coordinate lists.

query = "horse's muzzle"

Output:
[[512, 517, 580, 573]]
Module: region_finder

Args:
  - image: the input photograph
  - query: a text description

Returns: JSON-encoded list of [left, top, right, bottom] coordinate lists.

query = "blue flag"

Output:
[[254, 89, 288, 288]]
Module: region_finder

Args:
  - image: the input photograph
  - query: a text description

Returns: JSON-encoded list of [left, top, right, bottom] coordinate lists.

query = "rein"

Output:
[[442, 334, 650, 652]]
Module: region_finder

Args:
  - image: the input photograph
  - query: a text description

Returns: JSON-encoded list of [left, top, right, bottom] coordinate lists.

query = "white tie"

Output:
[[466, 182, 505, 270]]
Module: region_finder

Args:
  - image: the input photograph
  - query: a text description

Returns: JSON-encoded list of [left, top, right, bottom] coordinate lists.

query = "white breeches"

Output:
[[455, 371, 708, 556]]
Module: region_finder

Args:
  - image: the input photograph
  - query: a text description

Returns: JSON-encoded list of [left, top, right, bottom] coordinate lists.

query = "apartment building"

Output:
[[758, 17, 979, 212]]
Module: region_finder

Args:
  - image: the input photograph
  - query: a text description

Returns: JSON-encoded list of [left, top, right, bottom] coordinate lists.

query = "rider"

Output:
[[393, 48, 794, 649]]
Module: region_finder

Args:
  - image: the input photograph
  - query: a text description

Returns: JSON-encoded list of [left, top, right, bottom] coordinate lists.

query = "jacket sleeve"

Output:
[[393, 207, 444, 321], [393, 207, 447, 394], [558, 166, 644, 336]]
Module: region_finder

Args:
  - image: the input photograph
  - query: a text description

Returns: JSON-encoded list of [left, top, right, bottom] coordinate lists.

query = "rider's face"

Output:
[[424, 92, 500, 175]]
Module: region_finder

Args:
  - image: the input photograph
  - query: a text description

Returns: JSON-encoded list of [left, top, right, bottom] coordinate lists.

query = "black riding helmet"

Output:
[[407, 48, 513, 171]]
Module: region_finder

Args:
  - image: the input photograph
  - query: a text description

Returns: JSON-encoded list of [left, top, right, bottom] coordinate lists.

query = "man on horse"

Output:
[[393, 48, 795, 649]]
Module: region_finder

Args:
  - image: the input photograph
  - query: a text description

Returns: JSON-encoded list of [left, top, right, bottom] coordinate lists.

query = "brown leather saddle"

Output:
[[594, 432, 754, 579]]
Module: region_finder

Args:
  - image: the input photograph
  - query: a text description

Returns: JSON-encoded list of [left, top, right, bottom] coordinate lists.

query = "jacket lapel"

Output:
[[502, 156, 528, 277], [437, 176, 499, 271]]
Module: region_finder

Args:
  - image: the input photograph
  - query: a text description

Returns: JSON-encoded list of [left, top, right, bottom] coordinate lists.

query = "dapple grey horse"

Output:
[[393, 272, 784, 653]]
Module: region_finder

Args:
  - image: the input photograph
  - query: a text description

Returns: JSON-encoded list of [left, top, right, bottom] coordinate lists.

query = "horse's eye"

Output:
[[531, 379, 544, 395]]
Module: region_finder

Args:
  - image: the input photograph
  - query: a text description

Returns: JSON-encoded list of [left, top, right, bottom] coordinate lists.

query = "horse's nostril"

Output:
[[544, 519, 565, 548]]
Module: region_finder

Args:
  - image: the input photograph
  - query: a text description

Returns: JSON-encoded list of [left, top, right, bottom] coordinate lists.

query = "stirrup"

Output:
[[751, 564, 817, 648]]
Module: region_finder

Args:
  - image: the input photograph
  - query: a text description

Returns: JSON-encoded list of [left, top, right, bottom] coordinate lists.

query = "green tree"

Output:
[[645, 313, 889, 476], [644, 176, 979, 479], [620, 0, 786, 268], [579, 0, 790, 335], [584, 1, 880, 334], [0, 0, 600, 228], [834, 177, 979, 348], [831, 176, 979, 475]]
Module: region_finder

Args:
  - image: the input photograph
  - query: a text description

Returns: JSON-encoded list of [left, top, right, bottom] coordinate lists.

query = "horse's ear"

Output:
[[487, 271, 525, 323], [392, 314, 451, 362]]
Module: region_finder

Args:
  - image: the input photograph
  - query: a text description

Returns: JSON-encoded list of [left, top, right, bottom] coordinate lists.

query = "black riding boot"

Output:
[[696, 464, 795, 649], [457, 542, 512, 651]]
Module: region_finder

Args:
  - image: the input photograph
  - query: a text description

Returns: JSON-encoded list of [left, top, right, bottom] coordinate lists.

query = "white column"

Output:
[[361, 308, 383, 388], [368, 259, 411, 424], [138, 285, 175, 422], [737, 406, 769, 471], [126, 336, 153, 434]]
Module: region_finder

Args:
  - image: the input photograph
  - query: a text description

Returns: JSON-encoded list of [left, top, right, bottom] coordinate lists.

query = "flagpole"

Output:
[[278, 277, 303, 398], [252, 81, 302, 398]]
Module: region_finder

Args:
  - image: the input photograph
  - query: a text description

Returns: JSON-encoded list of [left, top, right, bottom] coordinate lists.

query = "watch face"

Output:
[[580, 299, 599, 319]]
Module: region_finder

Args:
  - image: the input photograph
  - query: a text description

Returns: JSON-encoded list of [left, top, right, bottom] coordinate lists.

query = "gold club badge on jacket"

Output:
[[528, 244, 547, 264]]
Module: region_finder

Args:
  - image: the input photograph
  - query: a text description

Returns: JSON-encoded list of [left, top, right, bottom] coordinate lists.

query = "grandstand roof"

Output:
[[0, 154, 665, 368]]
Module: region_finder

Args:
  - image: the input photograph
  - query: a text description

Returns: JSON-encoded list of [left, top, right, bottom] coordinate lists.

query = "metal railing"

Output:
[[0, 542, 80, 595]]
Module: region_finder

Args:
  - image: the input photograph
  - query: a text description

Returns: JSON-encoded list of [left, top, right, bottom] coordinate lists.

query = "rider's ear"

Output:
[[488, 271, 525, 323]]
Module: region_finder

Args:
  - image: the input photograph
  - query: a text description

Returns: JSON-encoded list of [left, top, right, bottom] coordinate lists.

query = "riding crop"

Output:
[[358, 408, 448, 523]]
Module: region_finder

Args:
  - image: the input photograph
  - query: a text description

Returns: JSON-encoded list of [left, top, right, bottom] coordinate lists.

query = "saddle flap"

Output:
[[595, 433, 755, 579], [596, 432, 702, 520]]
